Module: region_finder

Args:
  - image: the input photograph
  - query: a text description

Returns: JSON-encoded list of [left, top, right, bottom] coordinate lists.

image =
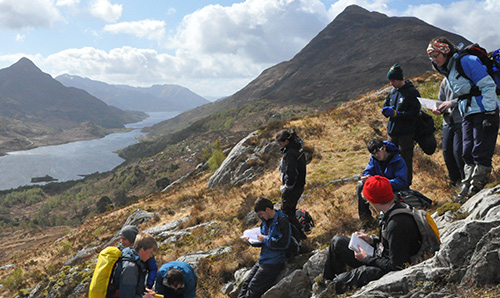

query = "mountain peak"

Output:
[[9, 57, 43, 73]]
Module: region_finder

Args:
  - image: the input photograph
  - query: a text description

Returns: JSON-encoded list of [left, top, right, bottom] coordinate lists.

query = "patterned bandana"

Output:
[[427, 41, 450, 55]]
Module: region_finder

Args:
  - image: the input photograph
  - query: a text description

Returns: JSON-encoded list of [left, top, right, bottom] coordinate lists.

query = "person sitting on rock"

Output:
[[238, 197, 291, 298], [356, 138, 408, 229], [322, 176, 420, 295], [155, 261, 197, 298]]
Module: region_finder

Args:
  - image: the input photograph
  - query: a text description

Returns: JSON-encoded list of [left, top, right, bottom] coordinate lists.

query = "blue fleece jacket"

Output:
[[155, 261, 197, 298], [251, 209, 291, 264], [362, 141, 408, 191]]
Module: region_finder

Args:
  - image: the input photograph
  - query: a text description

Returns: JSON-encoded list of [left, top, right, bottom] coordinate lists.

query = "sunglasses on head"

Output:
[[370, 146, 384, 155]]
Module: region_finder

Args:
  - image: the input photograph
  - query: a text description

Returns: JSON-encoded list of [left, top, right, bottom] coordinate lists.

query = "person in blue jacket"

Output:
[[118, 225, 158, 289], [155, 261, 197, 298], [238, 197, 291, 298], [356, 138, 408, 228], [427, 37, 500, 201]]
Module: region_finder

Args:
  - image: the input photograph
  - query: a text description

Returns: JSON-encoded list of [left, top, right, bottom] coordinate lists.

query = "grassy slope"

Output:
[[1, 72, 500, 297]]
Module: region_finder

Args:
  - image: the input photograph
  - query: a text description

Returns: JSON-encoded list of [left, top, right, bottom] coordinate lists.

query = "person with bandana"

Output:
[[427, 37, 500, 201]]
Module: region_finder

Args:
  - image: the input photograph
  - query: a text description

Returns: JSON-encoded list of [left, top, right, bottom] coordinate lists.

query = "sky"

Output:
[[0, 0, 499, 99]]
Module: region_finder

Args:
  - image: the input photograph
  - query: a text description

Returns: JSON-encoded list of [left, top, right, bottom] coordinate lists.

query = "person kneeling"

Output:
[[155, 261, 197, 298]]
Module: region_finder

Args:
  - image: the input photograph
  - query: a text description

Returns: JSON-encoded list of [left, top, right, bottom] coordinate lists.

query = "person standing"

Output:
[[432, 78, 464, 187], [238, 197, 291, 298], [427, 37, 500, 200], [382, 64, 421, 186], [275, 129, 307, 239]]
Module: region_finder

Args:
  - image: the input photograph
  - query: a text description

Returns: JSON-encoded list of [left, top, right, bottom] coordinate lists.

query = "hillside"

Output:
[[138, 5, 470, 145], [56, 74, 210, 112], [0, 58, 145, 154], [1, 72, 499, 297]]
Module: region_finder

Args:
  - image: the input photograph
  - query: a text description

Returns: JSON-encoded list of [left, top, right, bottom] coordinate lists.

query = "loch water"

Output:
[[0, 112, 178, 191]]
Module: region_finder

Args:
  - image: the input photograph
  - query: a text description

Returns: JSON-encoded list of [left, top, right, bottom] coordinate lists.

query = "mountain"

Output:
[[0, 58, 142, 129], [56, 74, 210, 112], [143, 5, 470, 141]]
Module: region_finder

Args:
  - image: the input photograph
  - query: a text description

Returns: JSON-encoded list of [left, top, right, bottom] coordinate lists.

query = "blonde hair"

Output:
[[133, 233, 157, 251]]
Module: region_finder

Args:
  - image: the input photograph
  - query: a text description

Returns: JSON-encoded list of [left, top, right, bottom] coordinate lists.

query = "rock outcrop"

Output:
[[19, 185, 500, 298], [206, 130, 280, 188]]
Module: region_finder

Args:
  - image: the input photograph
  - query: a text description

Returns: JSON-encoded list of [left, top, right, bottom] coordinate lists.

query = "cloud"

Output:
[[16, 34, 25, 42], [170, 0, 330, 64], [103, 20, 166, 41], [166, 7, 177, 15], [89, 0, 122, 23], [0, 0, 63, 29], [405, 0, 500, 51], [56, 0, 80, 7]]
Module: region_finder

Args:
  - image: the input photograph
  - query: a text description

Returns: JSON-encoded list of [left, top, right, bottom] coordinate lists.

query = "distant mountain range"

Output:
[[0, 58, 142, 130], [56, 74, 210, 112], [0, 58, 146, 154], [142, 5, 470, 141]]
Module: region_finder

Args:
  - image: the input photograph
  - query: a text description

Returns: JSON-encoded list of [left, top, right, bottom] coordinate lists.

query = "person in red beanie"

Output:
[[320, 176, 421, 295]]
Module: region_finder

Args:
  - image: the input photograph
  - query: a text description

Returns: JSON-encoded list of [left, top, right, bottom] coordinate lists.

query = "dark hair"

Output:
[[254, 197, 274, 212], [429, 36, 456, 59], [165, 268, 184, 287], [275, 129, 298, 143], [366, 138, 385, 154]]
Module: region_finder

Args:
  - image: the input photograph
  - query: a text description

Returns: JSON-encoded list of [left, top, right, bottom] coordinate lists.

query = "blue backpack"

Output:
[[455, 43, 500, 96]]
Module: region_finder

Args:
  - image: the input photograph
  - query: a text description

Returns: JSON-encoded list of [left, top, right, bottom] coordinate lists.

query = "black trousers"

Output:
[[238, 262, 284, 298], [323, 235, 385, 289], [281, 186, 307, 239], [388, 134, 414, 185]]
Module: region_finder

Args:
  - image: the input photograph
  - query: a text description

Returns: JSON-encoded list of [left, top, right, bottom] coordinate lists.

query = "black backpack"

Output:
[[396, 189, 433, 209], [414, 110, 436, 155], [295, 209, 314, 233], [455, 43, 500, 96]]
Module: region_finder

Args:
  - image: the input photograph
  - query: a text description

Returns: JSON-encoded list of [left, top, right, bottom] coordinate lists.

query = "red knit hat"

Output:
[[362, 175, 394, 204]]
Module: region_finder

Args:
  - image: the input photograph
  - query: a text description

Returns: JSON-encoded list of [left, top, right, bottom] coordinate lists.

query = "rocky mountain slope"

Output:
[[2, 73, 500, 297], [56, 74, 210, 112], [143, 5, 470, 141]]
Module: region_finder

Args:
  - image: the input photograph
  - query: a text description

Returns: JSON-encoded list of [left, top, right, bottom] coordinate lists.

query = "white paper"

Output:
[[417, 97, 440, 110], [242, 227, 262, 244], [348, 233, 374, 256]]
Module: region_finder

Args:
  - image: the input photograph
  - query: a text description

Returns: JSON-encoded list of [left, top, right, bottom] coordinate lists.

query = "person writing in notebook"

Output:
[[321, 176, 421, 295]]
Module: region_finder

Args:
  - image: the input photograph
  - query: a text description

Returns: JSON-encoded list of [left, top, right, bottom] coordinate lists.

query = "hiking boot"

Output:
[[456, 164, 475, 203], [471, 164, 491, 192], [455, 183, 470, 203], [326, 279, 347, 295]]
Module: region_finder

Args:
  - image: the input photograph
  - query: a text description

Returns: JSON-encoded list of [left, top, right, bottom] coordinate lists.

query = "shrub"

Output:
[[2, 268, 24, 291], [96, 196, 113, 213], [208, 149, 226, 170]]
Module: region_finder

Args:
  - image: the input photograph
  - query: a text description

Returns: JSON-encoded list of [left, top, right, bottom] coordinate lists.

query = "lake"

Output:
[[0, 112, 178, 191]]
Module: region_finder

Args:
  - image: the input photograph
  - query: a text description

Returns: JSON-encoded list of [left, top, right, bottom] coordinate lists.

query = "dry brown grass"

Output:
[[2, 74, 500, 297]]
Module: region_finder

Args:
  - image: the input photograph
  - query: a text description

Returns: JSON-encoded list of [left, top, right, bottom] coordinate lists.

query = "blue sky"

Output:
[[0, 0, 498, 98]]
